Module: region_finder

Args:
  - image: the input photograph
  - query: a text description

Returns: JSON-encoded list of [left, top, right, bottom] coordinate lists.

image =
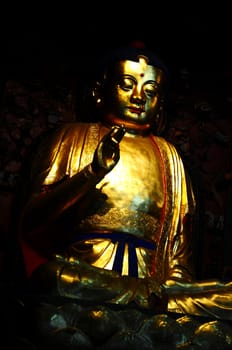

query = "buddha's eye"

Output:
[[119, 77, 136, 91], [144, 83, 158, 98]]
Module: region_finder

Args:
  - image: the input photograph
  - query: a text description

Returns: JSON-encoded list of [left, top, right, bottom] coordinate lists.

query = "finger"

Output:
[[110, 125, 126, 144]]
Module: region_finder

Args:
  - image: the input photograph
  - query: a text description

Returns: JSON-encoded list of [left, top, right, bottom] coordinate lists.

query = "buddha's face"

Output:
[[101, 57, 166, 133]]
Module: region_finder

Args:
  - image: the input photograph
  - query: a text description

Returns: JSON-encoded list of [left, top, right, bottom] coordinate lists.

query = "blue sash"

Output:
[[72, 232, 156, 278]]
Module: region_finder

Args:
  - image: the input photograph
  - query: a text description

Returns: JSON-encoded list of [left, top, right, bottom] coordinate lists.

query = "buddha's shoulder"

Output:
[[151, 135, 178, 153], [55, 122, 99, 135]]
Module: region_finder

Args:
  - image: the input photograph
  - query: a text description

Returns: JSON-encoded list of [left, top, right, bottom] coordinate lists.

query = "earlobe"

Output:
[[92, 81, 103, 106], [156, 102, 167, 135]]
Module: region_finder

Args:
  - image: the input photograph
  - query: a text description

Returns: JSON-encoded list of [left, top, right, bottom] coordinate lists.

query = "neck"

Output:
[[102, 115, 152, 136]]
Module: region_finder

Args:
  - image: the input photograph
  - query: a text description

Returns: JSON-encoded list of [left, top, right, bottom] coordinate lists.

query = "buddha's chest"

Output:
[[95, 135, 165, 214]]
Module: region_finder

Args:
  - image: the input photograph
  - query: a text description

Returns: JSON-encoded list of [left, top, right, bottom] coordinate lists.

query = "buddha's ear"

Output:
[[156, 108, 167, 136], [92, 81, 103, 106], [155, 98, 168, 136]]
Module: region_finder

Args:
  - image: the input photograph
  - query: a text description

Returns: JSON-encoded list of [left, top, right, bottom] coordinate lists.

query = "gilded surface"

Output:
[[32, 122, 232, 324], [34, 122, 195, 285], [18, 48, 232, 347]]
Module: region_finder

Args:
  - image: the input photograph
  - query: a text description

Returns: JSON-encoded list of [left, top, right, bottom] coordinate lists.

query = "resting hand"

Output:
[[134, 277, 164, 307], [91, 125, 126, 175]]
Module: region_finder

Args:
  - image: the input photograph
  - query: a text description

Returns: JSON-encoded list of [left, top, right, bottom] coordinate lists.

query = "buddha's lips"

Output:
[[128, 107, 144, 114]]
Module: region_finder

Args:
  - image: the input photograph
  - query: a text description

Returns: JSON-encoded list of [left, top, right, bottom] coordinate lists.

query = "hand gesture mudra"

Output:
[[92, 125, 126, 175]]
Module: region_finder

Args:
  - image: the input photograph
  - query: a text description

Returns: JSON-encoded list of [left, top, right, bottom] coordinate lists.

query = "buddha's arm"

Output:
[[160, 206, 232, 319], [19, 164, 104, 239], [19, 125, 125, 248], [163, 224, 232, 315], [36, 256, 164, 309], [165, 278, 232, 320]]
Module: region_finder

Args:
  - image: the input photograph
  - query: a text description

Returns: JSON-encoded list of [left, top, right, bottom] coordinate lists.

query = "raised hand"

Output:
[[92, 125, 126, 175]]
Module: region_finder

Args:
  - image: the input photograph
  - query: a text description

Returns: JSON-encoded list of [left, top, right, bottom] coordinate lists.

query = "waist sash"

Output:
[[71, 232, 156, 278]]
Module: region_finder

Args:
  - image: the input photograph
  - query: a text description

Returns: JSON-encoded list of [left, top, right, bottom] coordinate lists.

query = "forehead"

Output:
[[115, 58, 164, 84]]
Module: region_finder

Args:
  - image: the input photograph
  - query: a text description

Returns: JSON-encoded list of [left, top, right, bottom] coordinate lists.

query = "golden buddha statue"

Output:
[[17, 42, 232, 349]]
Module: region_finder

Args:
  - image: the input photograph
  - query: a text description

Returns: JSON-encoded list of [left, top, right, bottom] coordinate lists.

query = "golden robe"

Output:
[[21, 122, 232, 321]]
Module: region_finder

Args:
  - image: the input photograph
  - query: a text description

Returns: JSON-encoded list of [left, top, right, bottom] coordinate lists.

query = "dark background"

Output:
[[1, 6, 232, 79]]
